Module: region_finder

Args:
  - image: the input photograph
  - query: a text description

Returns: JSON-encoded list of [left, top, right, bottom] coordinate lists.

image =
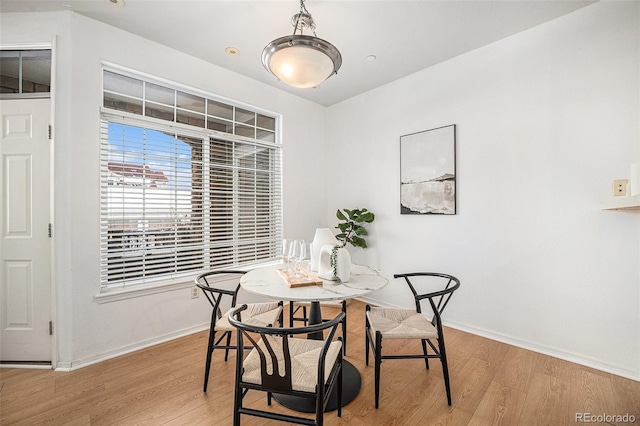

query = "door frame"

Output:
[[0, 39, 57, 369]]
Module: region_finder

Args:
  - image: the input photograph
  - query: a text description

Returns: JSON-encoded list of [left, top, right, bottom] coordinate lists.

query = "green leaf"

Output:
[[336, 209, 347, 221], [361, 212, 375, 223], [355, 226, 368, 235], [351, 235, 367, 248]]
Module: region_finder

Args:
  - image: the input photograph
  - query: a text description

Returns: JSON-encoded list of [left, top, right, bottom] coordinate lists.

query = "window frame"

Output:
[[97, 65, 283, 302], [0, 48, 52, 99]]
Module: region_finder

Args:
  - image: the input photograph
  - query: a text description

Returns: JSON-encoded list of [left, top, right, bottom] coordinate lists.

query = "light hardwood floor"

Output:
[[1, 300, 639, 425]]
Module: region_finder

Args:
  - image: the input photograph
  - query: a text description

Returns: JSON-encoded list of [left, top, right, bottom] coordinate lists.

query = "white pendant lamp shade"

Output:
[[262, 0, 342, 88], [262, 35, 341, 88]]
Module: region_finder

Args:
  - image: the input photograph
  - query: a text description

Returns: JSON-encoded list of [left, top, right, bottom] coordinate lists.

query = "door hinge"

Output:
[[48, 125, 52, 140], [48, 223, 52, 238], [49, 321, 53, 336]]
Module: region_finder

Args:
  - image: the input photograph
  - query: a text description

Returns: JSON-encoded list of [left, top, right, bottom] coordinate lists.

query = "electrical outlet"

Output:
[[614, 179, 628, 196], [191, 287, 200, 299]]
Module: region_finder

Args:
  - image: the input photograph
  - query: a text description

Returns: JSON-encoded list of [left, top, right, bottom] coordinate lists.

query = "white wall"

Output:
[[327, 1, 640, 379], [1, 11, 328, 367]]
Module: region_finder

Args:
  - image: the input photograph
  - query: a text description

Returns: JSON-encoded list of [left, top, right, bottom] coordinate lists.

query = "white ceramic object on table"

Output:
[[317, 244, 351, 282], [309, 228, 339, 272]]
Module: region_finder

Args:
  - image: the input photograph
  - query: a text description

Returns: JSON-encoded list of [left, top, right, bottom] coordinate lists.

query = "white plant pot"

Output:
[[317, 244, 351, 282], [309, 228, 339, 272]]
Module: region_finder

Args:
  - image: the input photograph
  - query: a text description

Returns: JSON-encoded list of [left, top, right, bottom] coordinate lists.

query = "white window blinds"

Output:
[[100, 114, 282, 288]]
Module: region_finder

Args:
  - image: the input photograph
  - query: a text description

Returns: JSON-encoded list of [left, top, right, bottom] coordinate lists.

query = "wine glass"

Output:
[[288, 239, 301, 276], [282, 239, 291, 271], [295, 240, 307, 276], [299, 242, 313, 280]]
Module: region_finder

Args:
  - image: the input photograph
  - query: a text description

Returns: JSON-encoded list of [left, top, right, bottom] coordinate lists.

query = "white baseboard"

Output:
[[357, 296, 640, 382], [445, 320, 639, 382], [54, 323, 209, 372], [0, 363, 52, 370]]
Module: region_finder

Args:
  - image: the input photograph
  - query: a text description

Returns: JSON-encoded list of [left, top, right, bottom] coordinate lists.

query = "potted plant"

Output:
[[329, 208, 375, 280], [334, 208, 375, 249]]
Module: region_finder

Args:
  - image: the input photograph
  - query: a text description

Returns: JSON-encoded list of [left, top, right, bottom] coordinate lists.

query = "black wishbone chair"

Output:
[[229, 304, 345, 426], [288, 300, 348, 354], [365, 272, 460, 408], [194, 270, 283, 393]]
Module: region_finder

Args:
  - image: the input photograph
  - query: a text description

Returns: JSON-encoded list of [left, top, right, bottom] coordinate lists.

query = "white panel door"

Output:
[[0, 99, 51, 362]]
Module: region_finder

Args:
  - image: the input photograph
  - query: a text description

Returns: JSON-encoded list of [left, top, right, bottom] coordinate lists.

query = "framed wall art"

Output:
[[400, 124, 456, 215]]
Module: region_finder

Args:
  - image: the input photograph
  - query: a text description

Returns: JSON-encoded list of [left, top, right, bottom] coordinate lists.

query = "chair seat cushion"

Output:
[[216, 302, 282, 332], [367, 307, 438, 339], [242, 336, 342, 393]]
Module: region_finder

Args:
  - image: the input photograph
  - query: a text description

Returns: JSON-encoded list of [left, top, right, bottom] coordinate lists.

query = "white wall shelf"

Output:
[[602, 194, 640, 210]]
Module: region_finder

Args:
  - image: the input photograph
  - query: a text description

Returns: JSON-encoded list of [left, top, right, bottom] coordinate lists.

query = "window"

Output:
[[0, 49, 51, 98], [100, 68, 282, 289]]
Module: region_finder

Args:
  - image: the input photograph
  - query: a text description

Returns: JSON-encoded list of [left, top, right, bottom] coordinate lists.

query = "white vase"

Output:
[[309, 228, 339, 272], [317, 244, 351, 282], [334, 247, 351, 282]]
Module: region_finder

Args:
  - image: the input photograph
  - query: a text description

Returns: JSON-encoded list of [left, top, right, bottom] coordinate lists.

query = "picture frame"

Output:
[[400, 124, 456, 215]]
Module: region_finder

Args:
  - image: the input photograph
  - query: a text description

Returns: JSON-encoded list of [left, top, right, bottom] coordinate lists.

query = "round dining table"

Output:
[[239, 263, 389, 412]]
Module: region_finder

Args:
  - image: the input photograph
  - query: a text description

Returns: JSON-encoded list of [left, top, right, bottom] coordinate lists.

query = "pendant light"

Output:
[[262, 0, 342, 88]]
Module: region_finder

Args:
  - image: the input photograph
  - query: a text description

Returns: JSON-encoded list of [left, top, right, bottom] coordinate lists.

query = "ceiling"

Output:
[[1, 0, 595, 106]]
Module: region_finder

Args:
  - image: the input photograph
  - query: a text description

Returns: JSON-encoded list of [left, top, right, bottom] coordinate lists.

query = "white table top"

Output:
[[240, 264, 389, 302]]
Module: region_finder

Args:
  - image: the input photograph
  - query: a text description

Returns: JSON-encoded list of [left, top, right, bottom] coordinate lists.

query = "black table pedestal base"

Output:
[[273, 360, 361, 413]]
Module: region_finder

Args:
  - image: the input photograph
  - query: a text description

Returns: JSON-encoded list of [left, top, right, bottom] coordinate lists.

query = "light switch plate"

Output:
[[614, 179, 628, 196]]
